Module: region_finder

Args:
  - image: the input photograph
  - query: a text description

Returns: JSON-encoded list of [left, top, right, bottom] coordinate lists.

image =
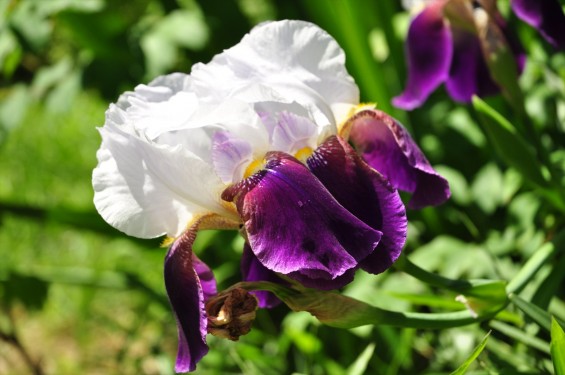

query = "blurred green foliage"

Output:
[[1, 0, 564, 374]]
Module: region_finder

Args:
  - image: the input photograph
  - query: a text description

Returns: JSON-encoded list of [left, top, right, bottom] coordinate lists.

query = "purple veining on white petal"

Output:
[[271, 111, 318, 154], [212, 131, 254, 184]]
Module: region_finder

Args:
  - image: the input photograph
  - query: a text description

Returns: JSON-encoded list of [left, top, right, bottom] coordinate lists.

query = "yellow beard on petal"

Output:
[[294, 146, 314, 164], [244, 158, 266, 179]]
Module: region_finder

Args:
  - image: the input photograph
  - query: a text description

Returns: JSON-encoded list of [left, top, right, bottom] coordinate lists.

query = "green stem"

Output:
[[394, 253, 473, 293], [229, 281, 499, 330], [394, 254, 507, 301]]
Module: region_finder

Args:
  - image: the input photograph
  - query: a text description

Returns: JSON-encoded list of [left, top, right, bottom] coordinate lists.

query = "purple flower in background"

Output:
[[393, 0, 526, 110], [511, 0, 565, 50], [93, 20, 450, 372]]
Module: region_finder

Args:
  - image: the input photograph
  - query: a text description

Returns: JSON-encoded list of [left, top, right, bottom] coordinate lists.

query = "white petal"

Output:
[[190, 20, 359, 128], [155, 98, 270, 163], [115, 73, 200, 140], [93, 124, 233, 238]]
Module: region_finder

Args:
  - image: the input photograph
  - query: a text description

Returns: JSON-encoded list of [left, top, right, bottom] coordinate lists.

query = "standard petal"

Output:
[[164, 224, 217, 373], [512, 0, 565, 50], [190, 20, 359, 128], [445, 29, 500, 102], [255, 100, 335, 150], [347, 109, 451, 209], [307, 136, 407, 274], [222, 152, 382, 290], [93, 123, 234, 238], [392, 1, 453, 110], [116, 73, 198, 140], [241, 243, 283, 308], [269, 111, 319, 155]]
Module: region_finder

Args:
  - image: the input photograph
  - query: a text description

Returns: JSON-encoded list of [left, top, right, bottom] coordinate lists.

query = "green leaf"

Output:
[[471, 163, 503, 214], [0, 30, 22, 78], [509, 294, 552, 331], [507, 230, 565, 294], [141, 8, 209, 78], [490, 320, 550, 354], [450, 331, 491, 375], [347, 343, 376, 375], [302, 0, 403, 119], [472, 96, 548, 188], [551, 317, 565, 375], [0, 84, 31, 133]]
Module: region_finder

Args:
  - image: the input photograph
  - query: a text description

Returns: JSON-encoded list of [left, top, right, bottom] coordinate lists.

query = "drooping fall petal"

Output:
[[164, 223, 217, 372], [392, 1, 453, 110], [222, 152, 382, 290], [307, 136, 407, 274], [445, 29, 500, 102], [347, 109, 450, 209]]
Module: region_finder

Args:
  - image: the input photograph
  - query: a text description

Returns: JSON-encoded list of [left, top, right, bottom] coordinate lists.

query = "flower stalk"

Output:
[[228, 281, 504, 330]]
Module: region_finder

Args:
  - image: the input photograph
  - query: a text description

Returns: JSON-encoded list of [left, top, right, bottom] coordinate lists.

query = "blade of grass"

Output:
[[509, 294, 565, 332], [551, 317, 565, 375], [489, 320, 550, 354], [347, 343, 376, 375], [450, 331, 491, 375], [303, 0, 395, 114]]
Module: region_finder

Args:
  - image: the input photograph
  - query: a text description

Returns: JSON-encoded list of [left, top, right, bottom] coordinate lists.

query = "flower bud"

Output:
[[205, 287, 258, 341]]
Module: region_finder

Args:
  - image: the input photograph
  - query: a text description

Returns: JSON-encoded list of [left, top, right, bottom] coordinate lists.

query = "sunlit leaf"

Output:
[[0, 30, 22, 78], [472, 96, 548, 188], [490, 320, 549, 354], [347, 343, 376, 375], [0, 84, 30, 134], [141, 8, 209, 78], [551, 317, 565, 375], [509, 294, 552, 331], [471, 163, 503, 214], [450, 331, 491, 375]]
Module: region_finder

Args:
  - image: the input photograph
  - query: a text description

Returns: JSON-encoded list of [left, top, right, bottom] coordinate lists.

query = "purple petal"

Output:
[[241, 242, 283, 308], [222, 152, 382, 290], [192, 254, 217, 303], [392, 1, 453, 110], [164, 225, 217, 372], [512, 0, 565, 50], [348, 109, 451, 209], [307, 136, 407, 274], [446, 29, 500, 102]]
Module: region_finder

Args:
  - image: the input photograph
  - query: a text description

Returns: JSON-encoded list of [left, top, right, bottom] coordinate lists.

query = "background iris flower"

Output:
[[393, 0, 565, 110]]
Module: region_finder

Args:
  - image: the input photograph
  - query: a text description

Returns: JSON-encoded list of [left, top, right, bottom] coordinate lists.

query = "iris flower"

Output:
[[393, 0, 528, 110], [93, 20, 450, 372], [511, 0, 565, 51]]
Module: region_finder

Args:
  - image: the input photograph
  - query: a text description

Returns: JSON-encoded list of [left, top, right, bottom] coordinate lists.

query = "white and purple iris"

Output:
[[92, 20, 450, 372], [393, 0, 565, 110]]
